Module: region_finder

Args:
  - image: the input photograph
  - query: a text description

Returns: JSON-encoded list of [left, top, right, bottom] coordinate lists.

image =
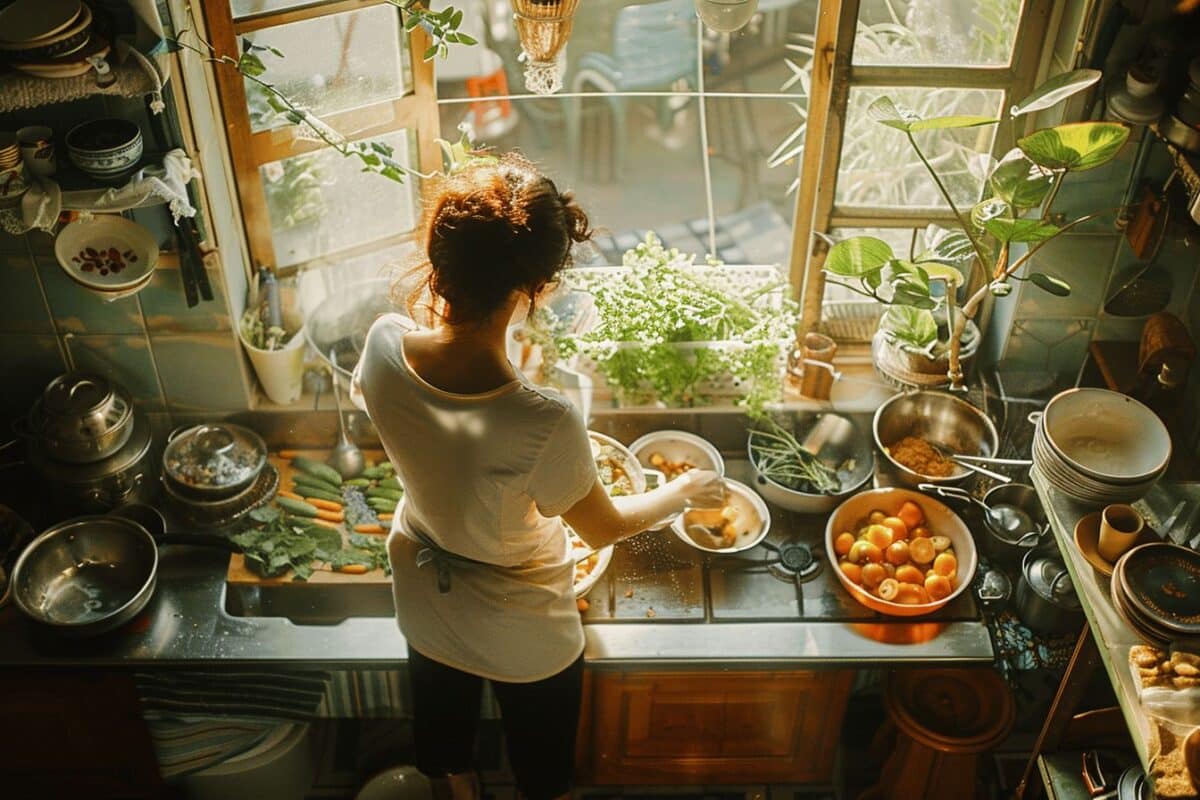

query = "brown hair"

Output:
[[403, 153, 591, 324]]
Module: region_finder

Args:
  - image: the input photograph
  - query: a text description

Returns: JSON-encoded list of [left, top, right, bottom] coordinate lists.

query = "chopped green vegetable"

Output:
[[366, 487, 403, 502], [276, 496, 319, 517], [232, 508, 339, 580], [291, 457, 343, 486], [292, 473, 343, 495]]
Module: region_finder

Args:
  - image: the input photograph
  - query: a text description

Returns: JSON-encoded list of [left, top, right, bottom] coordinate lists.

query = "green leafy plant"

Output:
[[239, 304, 295, 351], [824, 69, 1127, 387], [533, 233, 799, 413]]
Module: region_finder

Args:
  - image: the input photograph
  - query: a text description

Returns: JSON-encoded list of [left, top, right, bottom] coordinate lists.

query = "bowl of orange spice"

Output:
[[826, 487, 977, 617], [872, 391, 999, 488]]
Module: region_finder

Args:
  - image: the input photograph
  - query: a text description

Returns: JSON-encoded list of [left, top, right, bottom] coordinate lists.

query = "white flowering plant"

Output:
[[536, 233, 798, 413]]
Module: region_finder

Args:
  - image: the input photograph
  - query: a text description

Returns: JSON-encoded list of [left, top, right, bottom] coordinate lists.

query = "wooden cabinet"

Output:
[[580, 669, 854, 784]]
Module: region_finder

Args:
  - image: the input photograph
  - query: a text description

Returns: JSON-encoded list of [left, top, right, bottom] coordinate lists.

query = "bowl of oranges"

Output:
[[825, 487, 977, 617]]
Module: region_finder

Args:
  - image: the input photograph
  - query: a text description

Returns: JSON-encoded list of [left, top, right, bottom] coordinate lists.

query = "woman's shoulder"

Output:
[[363, 313, 419, 352]]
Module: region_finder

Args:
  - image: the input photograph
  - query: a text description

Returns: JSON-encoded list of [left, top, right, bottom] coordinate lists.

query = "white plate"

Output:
[[54, 216, 158, 291], [0, 0, 81, 45]]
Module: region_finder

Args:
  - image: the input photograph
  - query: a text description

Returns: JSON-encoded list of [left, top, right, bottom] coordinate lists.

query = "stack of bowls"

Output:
[[53, 216, 158, 300], [0, 0, 106, 79], [1032, 388, 1170, 507]]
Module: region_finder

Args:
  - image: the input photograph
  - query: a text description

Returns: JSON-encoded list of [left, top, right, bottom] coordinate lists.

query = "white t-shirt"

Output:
[[351, 313, 596, 682]]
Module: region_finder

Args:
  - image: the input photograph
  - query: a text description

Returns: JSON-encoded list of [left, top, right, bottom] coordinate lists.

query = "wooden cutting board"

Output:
[[225, 449, 393, 586]]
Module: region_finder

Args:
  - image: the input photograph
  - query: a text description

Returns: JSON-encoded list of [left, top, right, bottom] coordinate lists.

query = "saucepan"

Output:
[[11, 505, 235, 636]]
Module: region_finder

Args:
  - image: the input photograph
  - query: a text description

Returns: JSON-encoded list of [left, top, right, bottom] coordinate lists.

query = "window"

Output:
[[792, 0, 1055, 342], [202, 1, 439, 273]]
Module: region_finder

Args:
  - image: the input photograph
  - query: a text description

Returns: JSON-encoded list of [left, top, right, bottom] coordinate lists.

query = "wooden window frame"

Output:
[[201, 0, 440, 274], [790, 0, 1057, 337]]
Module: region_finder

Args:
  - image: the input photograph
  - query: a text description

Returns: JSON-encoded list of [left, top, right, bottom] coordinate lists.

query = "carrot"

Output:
[[354, 524, 386, 534], [377, 513, 393, 522], [278, 489, 304, 501], [305, 497, 343, 512], [309, 517, 340, 530], [278, 449, 301, 460], [315, 509, 344, 523], [338, 564, 369, 574]]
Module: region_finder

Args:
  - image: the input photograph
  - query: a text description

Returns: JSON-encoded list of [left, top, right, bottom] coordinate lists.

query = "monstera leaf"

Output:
[[1018, 122, 1130, 172], [868, 97, 998, 132]]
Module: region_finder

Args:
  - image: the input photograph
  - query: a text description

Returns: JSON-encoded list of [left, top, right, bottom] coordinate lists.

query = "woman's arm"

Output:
[[561, 469, 725, 550]]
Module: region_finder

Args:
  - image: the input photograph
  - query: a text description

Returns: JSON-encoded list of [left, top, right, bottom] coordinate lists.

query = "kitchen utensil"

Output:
[[671, 477, 770, 554], [161, 465, 279, 530], [1074, 511, 1158, 577], [929, 450, 1033, 467], [23, 372, 133, 463], [629, 430, 724, 528], [873, 391, 999, 488], [976, 568, 1012, 612], [797, 332, 836, 400], [1100, 504, 1145, 563], [17, 126, 55, 177], [825, 487, 977, 617], [242, 325, 306, 406], [1032, 428, 1160, 507], [163, 423, 268, 499], [1118, 543, 1200, 637], [921, 483, 1045, 567], [53, 215, 158, 294], [326, 348, 365, 480], [65, 118, 142, 181], [28, 410, 155, 511], [934, 447, 1012, 484], [1016, 543, 1084, 635], [748, 412, 874, 513]]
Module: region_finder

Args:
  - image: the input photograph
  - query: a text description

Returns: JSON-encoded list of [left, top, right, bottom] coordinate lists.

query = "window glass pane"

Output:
[[241, 6, 408, 133], [702, 1, 820, 93], [438, 93, 710, 264], [835, 86, 1004, 209], [233, 0, 320, 18], [260, 130, 418, 268], [853, 0, 1024, 67]]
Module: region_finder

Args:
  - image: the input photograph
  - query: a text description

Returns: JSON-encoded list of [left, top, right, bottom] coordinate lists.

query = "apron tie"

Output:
[[410, 528, 495, 594]]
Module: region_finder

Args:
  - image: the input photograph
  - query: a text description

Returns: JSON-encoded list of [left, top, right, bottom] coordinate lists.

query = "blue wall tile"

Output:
[[151, 332, 251, 412], [0, 251, 53, 334], [67, 333, 165, 412], [139, 265, 232, 333], [1002, 317, 1095, 388], [35, 256, 146, 335], [0, 334, 64, 423], [1015, 234, 1118, 319]]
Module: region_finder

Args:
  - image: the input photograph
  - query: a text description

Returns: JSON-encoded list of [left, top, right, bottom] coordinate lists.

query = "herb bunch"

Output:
[[232, 507, 390, 580]]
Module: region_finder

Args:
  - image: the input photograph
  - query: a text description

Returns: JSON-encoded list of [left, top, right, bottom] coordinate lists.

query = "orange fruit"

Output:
[[895, 583, 927, 605], [865, 524, 893, 550], [933, 552, 958, 578], [834, 532, 855, 556], [895, 564, 925, 585], [925, 574, 952, 601], [897, 501, 924, 530], [910, 525, 931, 539], [877, 578, 899, 601], [885, 541, 910, 566], [868, 510, 887, 525], [839, 560, 862, 584], [860, 562, 888, 589], [849, 540, 883, 564], [909, 537, 936, 564], [881, 516, 909, 541], [930, 535, 952, 552]]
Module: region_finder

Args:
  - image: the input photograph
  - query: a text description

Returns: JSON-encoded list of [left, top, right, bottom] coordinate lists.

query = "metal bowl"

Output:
[[825, 487, 978, 617], [12, 516, 158, 636], [873, 391, 999, 487], [748, 412, 875, 513], [671, 478, 771, 554]]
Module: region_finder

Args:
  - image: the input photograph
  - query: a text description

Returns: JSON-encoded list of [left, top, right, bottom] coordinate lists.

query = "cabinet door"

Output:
[[588, 669, 852, 784]]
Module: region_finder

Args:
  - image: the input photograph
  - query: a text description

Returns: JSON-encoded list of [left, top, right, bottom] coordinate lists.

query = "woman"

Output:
[[352, 155, 722, 800]]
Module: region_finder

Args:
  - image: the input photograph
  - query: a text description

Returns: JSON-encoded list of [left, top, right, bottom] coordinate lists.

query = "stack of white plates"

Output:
[[1032, 388, 1170, 507], [0, 0, 107, 79]]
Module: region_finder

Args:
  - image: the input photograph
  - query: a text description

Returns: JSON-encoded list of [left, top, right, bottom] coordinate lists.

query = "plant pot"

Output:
[[871, 320, 981, 390], [242, 326, 306, 405]]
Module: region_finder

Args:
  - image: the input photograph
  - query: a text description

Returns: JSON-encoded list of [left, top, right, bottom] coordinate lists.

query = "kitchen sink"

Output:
[[224, 582, 395, 625]]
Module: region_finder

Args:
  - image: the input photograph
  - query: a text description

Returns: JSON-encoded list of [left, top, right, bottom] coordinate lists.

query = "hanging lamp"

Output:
[[511, 0, 579, 95]]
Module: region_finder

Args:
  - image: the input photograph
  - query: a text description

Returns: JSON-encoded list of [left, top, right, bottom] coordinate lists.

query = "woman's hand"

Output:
[[670, 468, 725, 509]]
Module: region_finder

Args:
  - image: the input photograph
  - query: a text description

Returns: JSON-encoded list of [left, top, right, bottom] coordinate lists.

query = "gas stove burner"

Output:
[[764, 539, 822, 583]]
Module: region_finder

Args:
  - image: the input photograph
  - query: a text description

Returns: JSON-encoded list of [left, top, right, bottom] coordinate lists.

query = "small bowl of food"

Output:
[[825, 487, 977, 617], [571, 432, 645, 599], [629, 430, 725, 486], [671, 478, 770, 554], [873, 391, 999, 487]]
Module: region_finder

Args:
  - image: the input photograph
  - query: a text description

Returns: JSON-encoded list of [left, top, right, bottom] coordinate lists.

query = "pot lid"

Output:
[[41, 372, 113, 418], [163, 424, 266, 490], [30, 411, 151, 481], [1027, 554, 1081, 608]]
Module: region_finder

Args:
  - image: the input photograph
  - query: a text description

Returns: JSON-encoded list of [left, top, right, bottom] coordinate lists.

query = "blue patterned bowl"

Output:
[[65, 118, 142, 181]]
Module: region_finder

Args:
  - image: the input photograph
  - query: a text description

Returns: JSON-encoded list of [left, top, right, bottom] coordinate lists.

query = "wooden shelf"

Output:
[[0, 60, 157, 114]]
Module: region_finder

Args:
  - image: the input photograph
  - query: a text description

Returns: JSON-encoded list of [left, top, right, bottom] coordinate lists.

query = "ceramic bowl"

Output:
[[65, 118, 142, 181], [0, 3, 90, 58], [825, 487, 977, 617], [53, 216, 157, 293], [671, 477, 770, 554], [1042, 388, 1171, 483], [0, 165, 29, 207]]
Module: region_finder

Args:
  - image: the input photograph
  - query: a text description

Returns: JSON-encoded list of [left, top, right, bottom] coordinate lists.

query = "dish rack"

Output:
[[557, 264, 794, 407]]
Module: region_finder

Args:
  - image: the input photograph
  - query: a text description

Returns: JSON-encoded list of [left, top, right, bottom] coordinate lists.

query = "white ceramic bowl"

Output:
[[629, 430, 725, 480], [54, 216, 157, 292], [1041, 388, 1171, 483], [825, 487, 977, 617], [671, 477, 770, 554]]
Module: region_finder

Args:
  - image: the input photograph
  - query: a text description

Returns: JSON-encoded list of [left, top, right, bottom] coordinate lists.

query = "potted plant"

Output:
[[823, 69, 1128, 390], [525, 233, 799, 414]]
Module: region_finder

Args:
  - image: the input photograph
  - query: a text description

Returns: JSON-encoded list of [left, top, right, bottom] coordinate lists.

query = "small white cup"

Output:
[[1098, 503, 1144, 563], [17, 126, 55, 177], [243, 325, 307, 406]]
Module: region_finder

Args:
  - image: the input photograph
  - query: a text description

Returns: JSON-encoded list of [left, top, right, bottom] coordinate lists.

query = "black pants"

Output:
[[408, 646, 584, 799]]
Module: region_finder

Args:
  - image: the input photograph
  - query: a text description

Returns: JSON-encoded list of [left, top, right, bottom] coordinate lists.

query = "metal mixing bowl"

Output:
[[873, 391, 999, 487], [748, 412, 875, 513]]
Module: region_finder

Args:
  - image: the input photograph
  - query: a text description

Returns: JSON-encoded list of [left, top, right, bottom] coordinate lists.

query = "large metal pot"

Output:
[[1016, 543, 1084, 635], [29, 411, 156, 512], [873, 390, 999, 488], [162, 423, 267, 500], [22, 373, 134, 463]]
